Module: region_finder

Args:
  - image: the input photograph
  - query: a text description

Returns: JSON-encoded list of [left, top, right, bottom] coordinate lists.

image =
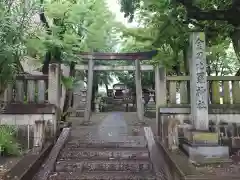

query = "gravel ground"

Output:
[[0, 156, 21, 179]]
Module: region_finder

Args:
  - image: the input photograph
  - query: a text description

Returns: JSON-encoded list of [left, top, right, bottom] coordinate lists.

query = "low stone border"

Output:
[[146, 104, 240, 118], [2, 142, 53, 180], [2, 104, 55, 114], [158, 104, 240, 114], [34, 128, 70, 180], [144, 127, 240, 180], [144, 127, 172, 180], [156, 138, 240, 180]]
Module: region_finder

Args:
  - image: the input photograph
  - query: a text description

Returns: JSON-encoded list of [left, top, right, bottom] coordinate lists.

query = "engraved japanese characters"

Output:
[[190, 32, 209, 130]]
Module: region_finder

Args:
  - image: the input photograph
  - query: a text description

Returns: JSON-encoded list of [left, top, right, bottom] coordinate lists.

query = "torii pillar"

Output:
[[84, 57, 94, 124], [135, 59, 144, 123]]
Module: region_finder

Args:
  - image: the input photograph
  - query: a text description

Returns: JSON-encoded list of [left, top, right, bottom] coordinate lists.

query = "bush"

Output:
[[0, 125, 20, 156]]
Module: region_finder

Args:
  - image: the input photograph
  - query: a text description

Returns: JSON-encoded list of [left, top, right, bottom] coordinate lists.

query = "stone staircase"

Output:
[[48, 135, 156, 180]]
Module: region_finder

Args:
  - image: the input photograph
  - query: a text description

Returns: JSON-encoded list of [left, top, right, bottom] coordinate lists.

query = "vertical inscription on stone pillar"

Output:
[[190, 32, 208, 130]]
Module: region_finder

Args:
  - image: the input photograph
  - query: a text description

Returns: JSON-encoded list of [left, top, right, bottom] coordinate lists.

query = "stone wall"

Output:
[[157, 105, 240, 150], [0, 114, 54, 125], [0, 114, 54, 150], [158, 105, 240, 124]]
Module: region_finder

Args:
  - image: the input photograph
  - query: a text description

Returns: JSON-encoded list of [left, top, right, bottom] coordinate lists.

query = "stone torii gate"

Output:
[[75, 51, 165, 124]]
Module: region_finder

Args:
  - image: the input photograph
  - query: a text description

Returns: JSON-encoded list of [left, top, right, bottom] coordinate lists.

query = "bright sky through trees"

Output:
[[98, 0, 137, 91], [107, 0, 138, 28]]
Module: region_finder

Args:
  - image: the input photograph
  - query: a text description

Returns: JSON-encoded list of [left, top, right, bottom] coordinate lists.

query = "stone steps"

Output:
[[69, 127, 142, 140], [48, 132, 156, 180], [59, 148, 149, 160], [66, 137, 147, 148], [49, 171, 156, 180], [55, 160, 152, 172], [67, 136, 146, 144]]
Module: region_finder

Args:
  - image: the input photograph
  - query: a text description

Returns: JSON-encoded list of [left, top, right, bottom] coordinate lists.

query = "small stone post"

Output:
[[189, 32, 208, 130], [84, 57, 94, 124], [33, 120, 46, 151], [135, 59, 144, 123], [48, 63, 61, 137], [155, 65, 167, 137]]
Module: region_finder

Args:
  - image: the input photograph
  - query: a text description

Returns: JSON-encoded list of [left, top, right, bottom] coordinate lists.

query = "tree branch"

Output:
[[39, 0, 52, 74], [39, 0, 49, 29], [176, 0, 240, 26]]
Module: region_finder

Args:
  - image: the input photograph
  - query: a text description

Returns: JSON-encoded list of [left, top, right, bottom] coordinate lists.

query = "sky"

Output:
[[107, 0, 138, 27]]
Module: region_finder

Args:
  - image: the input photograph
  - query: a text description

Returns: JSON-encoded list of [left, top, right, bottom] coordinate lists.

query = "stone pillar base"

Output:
[[33, 120, 45, 149], [182, 130, 230, 165], [183, 130, 219, 145]]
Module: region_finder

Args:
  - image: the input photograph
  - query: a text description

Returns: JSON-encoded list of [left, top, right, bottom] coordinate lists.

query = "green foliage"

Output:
[[207, 41, 240, 75], [0, 125, 20, 156], [61, 76, 80, 90], [119, 0, 239, 77], [115, 0, 240, 88], [27, 0, 121, 65], [0, 0, 40, 94], [119, 0, 188, 67], [25, 0, 121, 94]]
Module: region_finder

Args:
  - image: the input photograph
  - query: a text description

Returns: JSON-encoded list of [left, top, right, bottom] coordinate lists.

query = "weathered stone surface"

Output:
[[67, 136, 147, 148], [182, 144, 230, 164], [55, 160, 152, 172], [232, 138, 240, 148], [158, 105, 240, 114], [184, 130, 219, 145], [75, 110, 84, 117], [74, 136, 146, 142], [55, 161, 84, 172], [84, 160, 152, 172], [66, 141, 147, 148], [49, 172, 156, 180], [47, 113, 157, 180], [35, 128, 70, 180], [59, 148, 149, 160], [189, 32, 209, 130], [70, 129, 143, 141]]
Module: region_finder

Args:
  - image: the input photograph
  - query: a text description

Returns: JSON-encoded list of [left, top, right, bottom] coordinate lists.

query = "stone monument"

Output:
[[182, 32, 230, 164]]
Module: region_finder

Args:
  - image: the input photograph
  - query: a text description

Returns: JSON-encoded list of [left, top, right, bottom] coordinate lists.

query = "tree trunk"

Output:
[[231, 28, 240, 76], [91, 73, 98, 111], [172, 62, 181, 75], [91, 84, 98, 111], [69, 62, 75, 108]]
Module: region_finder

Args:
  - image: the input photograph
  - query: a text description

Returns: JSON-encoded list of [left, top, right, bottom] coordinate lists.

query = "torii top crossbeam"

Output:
[[79, 50, 158, 60]]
